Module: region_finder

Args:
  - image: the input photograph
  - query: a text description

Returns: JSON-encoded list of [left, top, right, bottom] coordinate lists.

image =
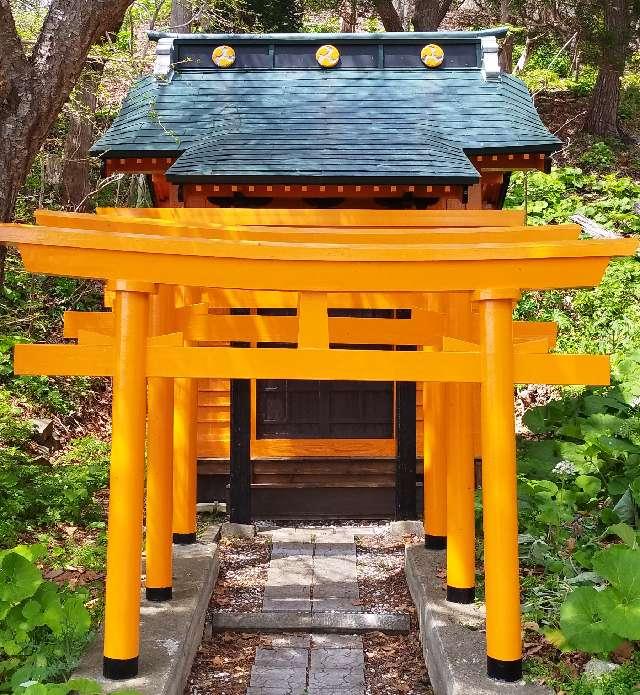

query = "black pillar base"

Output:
[[173, 532, 197, 545], [446, 586, 475, 604], [487, 656, 523, 682], [103, 656, 138, 680], [146, 586, 172, 602], [424, 534, 447, 550]]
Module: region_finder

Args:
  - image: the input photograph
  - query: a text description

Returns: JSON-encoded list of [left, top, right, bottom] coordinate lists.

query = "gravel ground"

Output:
[[186, 631, 260, 695], [209, 535, 271, 613], [357, 532, 433, 694]]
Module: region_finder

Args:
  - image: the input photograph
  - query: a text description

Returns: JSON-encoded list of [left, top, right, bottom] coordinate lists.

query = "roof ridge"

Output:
[[148, 28, 509, 42]]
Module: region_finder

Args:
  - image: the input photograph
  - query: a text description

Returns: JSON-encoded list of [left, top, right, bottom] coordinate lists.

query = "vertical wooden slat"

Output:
[[229, 378, 252, 524], [395, 379, 417, 519]]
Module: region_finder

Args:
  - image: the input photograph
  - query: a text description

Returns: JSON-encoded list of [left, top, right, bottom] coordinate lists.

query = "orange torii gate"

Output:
[[0, 211, 635, 684]]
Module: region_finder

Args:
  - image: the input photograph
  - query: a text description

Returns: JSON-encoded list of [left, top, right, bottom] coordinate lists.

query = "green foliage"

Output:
[[579, 142, 616, 170], [526, 648, 640, 694], [505, 167, 640, 235], [559, 543, 640, 654], [0, 397, 109, 547], [516, 354, 640, 639], [0, 548, 135, 694], [246, 0, 303, 31], [0, 545, 92, 691]]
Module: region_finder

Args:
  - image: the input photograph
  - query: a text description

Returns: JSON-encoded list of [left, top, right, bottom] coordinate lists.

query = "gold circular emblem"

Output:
[[421, 44, 445, 68], [212, 45, 236, 68], [316, 44, 340, 68]]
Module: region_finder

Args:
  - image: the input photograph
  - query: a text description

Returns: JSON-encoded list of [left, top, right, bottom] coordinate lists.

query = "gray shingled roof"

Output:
[[91, 31, 560, 184]]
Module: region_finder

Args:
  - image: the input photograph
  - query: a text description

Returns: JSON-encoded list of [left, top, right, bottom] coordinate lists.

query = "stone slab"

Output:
[[312, 581, 360, 599], [405, 545, 551, 695], [271, 542, 314, 557], [263, 598, 313, 612], [312, 598, 363, 613], [314, 543, 357, 557], [308, 669, 365, 688], [208, 610, 410, 634], [307, 689, 364, 695], [311, 648, 365, 670], [311, 634, 363, 649], [250, 667, 308, 688], [74, 525, 221, 695], [221, 521, 255, 539], [246, 688, 307, 695], [269, 635, 313, 649], [254, 647, 309, 669], [264, 584, 311, 599], [389, 520, 425, 537]]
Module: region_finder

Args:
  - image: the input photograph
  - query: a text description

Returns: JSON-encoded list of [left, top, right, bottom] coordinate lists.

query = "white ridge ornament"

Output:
[[421, 44, 445, 68], [212, 45, 236, 68]]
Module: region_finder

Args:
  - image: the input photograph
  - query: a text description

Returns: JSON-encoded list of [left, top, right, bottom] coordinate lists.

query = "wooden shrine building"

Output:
[[90, 28, 561, 517]]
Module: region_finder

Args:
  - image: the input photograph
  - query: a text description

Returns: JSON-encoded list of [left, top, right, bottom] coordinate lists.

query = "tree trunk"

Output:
[[412, 0, 453, 31], [171, 0, 192, 32], [0, 0, 132, 286], [61, 69, 100, 210], [373, 0, 404, 31], [583, 0, 629, 136], [340, 0, 357, 32], [498, 0, 512, 72]]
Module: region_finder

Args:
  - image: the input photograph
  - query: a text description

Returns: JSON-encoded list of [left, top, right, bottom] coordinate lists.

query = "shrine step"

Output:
[[205, 611, 410, 636]]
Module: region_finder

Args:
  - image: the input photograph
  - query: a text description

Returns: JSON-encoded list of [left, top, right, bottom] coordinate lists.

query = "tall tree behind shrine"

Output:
[[581, 0, 638, 136], [0, 0, 133, 286]]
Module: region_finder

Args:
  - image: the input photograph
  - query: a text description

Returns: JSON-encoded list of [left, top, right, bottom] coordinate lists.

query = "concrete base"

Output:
[[208, 610, 410, 635], [221, 521, 256, 539], [389, 520, 425, 537], [75, 526, 221, 695], [405, 545, 550, 695]]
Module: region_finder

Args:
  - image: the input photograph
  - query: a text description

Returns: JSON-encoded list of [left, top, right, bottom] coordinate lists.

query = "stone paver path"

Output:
[[263, 526, 362, 614], [246, 633, 365, 695], [246, 527, 372, 694]]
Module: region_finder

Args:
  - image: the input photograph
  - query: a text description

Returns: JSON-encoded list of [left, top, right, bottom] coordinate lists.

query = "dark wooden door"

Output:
[[255, 307, 402, 440], [257, 380, 394, 439]]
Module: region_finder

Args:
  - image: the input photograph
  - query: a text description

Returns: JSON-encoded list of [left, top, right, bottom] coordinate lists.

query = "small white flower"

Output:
[[553, 459, 578, 477], [631, 396, 640, 409]]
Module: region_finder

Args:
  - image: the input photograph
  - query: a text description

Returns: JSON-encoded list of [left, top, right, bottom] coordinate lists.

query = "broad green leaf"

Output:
[[630, 477, 640, 506], [0, 553, 42, 604], [613, 489, 636, 525], [559, 586, 622, 653], [64, 678, 103, 694], [604, 523, 638, 548], [607, 477, 629, 496], [600, 508, 620, 526], [576, 475, 602, 498], [593, 546, 640, 591], [61, 595, 90, 637], [593, 547, 640, 639], [587, 413, 625, 434]]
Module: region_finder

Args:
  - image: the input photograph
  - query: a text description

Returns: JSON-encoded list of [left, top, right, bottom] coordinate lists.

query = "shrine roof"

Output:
[[91, 29, 560, 184]]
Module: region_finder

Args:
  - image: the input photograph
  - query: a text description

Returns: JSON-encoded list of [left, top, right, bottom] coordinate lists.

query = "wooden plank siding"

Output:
[[197, 380, 427, 459]]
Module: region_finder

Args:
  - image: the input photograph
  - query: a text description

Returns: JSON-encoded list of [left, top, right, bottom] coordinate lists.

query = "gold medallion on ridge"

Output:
[[316, 44, 340, 68], [212, 45, 236, 68], [421, 44, 445, 68]]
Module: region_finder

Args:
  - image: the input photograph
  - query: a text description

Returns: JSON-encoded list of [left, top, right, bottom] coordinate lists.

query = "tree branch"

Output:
[[0, 0, 29, 102], [29, 0, 132, 134], [412, 0, 454, 31], [373, 0, 404, 31]]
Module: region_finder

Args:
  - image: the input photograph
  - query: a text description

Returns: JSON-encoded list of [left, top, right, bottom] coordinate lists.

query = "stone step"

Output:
[[206, 610, 410, 636]]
